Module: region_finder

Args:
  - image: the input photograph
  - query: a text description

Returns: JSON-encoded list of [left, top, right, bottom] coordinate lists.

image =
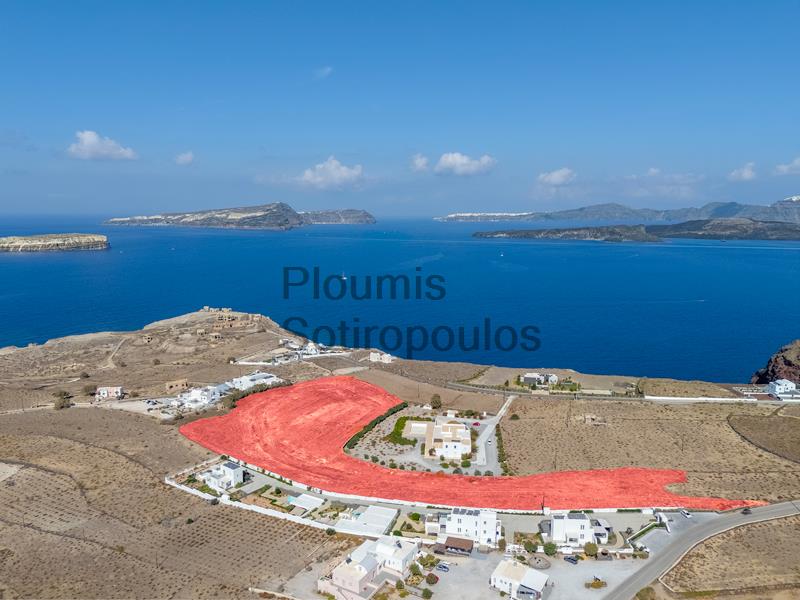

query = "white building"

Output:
[[95, 386, 124, 401], [490, 559, 549, 600], [177, 384, 229, 409], [318, 536, 420, 600], [335, 505, 398, 537], [425, 513, 443, 536], [549, 512, 596, 546], [522, 372, 545, 385], [199, 461, 244, 493], [768, 379, 797, 397], [522, 372, 559, 386], [423, 418, 472, 460], [228, 371, 281, 391], [442, 508, 502, 548], [368, 351, 395, 364]]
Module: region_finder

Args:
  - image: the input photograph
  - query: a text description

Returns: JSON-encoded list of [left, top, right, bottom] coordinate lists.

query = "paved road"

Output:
[[474, 394, 515, 466], [607, 500, 800, 600]]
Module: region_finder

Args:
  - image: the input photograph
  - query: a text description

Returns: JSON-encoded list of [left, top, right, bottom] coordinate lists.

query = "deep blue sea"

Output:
[[1, 216, 798, 382]]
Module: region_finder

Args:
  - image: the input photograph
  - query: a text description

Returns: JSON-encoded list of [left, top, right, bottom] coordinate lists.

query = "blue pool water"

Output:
[[1, 215, 798, 382]]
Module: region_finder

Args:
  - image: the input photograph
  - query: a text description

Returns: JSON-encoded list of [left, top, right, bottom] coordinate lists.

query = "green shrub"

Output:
[[345, 402, 409, 449], [543, 542, 557, 556]]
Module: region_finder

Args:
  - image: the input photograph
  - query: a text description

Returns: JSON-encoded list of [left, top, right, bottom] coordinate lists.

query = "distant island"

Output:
[[106, 202, 376, 230], [474, 218, 800, 242], [0, 233, 109, 252], [440, 196, 800, 224]]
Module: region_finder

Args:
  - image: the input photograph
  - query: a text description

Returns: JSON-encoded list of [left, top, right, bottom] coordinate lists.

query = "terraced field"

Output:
[[0, 409, 355, 599]]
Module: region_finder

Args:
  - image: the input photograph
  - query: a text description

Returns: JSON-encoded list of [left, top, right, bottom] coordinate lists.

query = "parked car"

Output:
[[741, 507, 752, 515], [487, 440, 493, 445], [435, 564, 450, 573], [680, 509, 692, 519], [563, 556, 579, 565], [472, 422, 481, 427]]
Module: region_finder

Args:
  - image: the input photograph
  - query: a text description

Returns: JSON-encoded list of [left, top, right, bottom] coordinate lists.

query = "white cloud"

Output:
[[67, 130, 137, 160], [728, 161, 756, 181], [775, 156, 800, 175], [175, 151, 194, 166], [646, 167, 661, 176], [537, 167, 576, 186], [410, 153, 429, 172], [313, 66, 333, 80], [299, 156, 363, 189], [434, 152, 496, 176]]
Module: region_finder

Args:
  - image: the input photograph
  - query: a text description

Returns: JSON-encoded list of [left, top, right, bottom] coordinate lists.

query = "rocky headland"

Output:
[[0, 233, 109, 252]]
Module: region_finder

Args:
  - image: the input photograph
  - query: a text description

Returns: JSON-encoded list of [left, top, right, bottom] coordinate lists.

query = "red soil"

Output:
[[180, 376, 759, 511]]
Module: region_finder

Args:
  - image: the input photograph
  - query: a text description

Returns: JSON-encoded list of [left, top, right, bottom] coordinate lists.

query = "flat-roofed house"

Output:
[[549, 512, 595, 546], [228, 371, 281, 391], [768, 379, 797, 397], [443, 508, 502, 547], [424, 418, 472, 460], [490, 559, 549, 599], [318, 536, 420, 600], [165, 378, 189, 394], [199, 461, 244, 493], [95, 386, 124, 401]]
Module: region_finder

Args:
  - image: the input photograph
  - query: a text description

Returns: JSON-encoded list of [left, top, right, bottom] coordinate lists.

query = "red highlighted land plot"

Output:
[[180, 376, 758, 511]]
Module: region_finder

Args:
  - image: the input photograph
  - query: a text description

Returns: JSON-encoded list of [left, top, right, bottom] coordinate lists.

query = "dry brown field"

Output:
[[729, 415, 800, 464], [0, 408, 357, 599], [367, 356, 485, 387], [500, 398, 800, 501], [355, 368, 504, 413], [662, 516, 800, 595], [472, 365, 638, 394], [637, 377, 738, 398]]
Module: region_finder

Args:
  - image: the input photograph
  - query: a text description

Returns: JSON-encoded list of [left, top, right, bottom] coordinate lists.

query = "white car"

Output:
[[680, 509, 692, 519]]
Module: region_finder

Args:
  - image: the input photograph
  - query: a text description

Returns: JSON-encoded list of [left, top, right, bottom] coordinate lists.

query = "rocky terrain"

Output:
[[440, 196, 800, 224], [475, 224, 658, 242], [751, 339, 800, 384], [474, 218, 800, 242], [299, 208, 376, 224], [0, 233, 108, 252], [106, 202, 375, 230]]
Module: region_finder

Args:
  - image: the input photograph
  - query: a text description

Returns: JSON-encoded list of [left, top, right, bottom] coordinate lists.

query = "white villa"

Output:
[[768, 379, 799, 400], [547, 512, 609, 546], [442, 508, 502, 548], [95, 386, 124, 401], [522, 372, 559, 386], [173, 384, 229, 409], [318, 536, 421, 600], [368, 351, 395, 364], [412, 418, 471, 460], [490, 559, 549, 600], [335, 505, 399, 537], [228, 371, 281, 391], [199, 461, 244, 493]]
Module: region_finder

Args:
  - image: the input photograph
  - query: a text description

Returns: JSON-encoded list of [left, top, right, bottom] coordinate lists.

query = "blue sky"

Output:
[[1, 1, 799, 217]]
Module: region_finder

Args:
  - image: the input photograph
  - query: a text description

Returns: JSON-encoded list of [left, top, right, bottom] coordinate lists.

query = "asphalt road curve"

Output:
[[608, 500, 800, 600]]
